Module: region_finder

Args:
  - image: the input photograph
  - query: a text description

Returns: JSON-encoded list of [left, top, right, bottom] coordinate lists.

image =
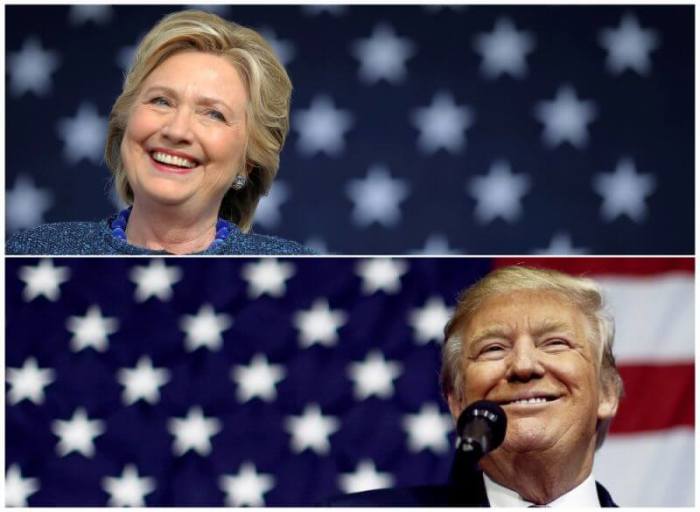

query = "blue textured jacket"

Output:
[[6, 220, 315, 255]]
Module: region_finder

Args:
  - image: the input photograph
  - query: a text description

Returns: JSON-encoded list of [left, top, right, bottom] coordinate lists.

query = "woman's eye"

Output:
[[150, 96, 170, 107], [206, 109, 226, 122]]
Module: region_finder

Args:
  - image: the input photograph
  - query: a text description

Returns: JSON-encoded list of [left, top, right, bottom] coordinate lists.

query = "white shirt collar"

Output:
[[483, 471, 600, 507]]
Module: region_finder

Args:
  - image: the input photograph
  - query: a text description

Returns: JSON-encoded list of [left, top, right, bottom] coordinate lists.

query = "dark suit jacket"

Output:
[[327, 472, 618, 507]]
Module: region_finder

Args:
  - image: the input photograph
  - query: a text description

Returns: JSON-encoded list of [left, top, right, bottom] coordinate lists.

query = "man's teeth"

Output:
[[152, 151, 196, 168], [509, 397, 548, 405]]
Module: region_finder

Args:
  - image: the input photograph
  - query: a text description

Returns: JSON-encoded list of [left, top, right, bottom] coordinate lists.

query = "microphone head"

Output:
[[456, 400, 507, 455]]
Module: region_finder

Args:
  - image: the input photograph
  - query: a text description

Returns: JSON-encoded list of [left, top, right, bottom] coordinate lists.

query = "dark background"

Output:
[[5, 5, 694, 253]]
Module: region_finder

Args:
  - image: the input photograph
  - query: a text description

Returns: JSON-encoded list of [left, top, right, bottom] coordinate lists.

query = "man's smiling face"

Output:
[[451, 289, 617, 456]]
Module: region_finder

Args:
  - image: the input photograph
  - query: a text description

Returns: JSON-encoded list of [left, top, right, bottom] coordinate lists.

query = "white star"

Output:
[[102, 464, 155, 507], [6, 464, 39, 507], [68, 5, 113, 25], [18, 259, 70, 302], [412, 92, 475, 154], [473, 17, 535, 79], [56, 102, 108, 165], [52, 408, 105, 457], [219, 462, 275, 507], [408, 296, 454, 344], [294, 95, 353, 156], [6, 174, 54, 232], [258, 27, 296, 66], [351, 23, 415, 84], [116, 43, 137, 72], [593, 158, 656, 222], [66, 305, 119, 353], [414, 233, 457, 255], [7, 37, 60, 97], [241, 259, 295, 298], [347, 351, 402, 400], [356, 259, 408, 295], [168, 406, 222, 456], [254, 181, 290, 230], [599, 13, 660, 75], [231, 354, 286, 403], [534, 85, 597, 149], [346, 165, 410, 227], [129, 259, 182, 302], [339, 459, 395, 494], [179, 304, 232, 352], [294, 299, 348, 348], [285, 404, 340, 455], [402, 403, 453, 454], [534, 232, 588, 255], [468, 160, 531, 224], [7, 357, 55, 405], [117, 356, 171, 406]]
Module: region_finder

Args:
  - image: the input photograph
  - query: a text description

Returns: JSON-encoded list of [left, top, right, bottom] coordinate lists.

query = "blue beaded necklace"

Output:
[[110, 207, 231, 250]]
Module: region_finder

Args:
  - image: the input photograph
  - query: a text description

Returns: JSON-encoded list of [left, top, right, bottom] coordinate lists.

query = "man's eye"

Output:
[[477, 344, 506, 359], [543, 338, 570, 350]]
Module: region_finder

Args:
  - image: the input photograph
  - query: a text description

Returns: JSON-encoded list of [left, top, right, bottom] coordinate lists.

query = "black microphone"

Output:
[[450, 400, 507, 482]]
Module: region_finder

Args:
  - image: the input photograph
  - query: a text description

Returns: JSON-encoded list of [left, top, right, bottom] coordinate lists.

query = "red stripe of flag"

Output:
[[493, 258, 694, 275], [610, 363, 694, 433]]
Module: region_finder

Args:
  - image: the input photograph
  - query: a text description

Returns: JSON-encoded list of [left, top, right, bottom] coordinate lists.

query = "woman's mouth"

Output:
[[149, 151, 199, 174]]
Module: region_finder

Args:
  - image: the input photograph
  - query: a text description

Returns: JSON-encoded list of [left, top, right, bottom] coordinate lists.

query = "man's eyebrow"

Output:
[[466, 319, 575, 346], [467, 325, 512, 346], [531, 319, 574, 338]]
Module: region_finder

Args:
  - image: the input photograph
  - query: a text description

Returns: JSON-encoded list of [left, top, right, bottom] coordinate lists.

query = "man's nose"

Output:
[[505, 339, 544, 382], [161, 107, 193, 143]]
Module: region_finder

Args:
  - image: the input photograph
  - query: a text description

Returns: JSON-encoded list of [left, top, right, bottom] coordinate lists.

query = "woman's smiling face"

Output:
[[121, 50, 248, 215]]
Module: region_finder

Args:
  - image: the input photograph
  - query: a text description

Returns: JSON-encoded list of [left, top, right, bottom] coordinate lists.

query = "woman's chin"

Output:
[[133, 188, 194, 209]]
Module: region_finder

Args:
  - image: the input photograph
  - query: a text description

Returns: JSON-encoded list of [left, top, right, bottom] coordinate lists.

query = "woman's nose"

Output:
[[161, 108, 193, 143]]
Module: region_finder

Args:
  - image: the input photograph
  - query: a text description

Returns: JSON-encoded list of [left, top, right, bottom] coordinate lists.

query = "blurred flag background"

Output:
[[5, 257, 693, 506], [4, 5, 694, 254]]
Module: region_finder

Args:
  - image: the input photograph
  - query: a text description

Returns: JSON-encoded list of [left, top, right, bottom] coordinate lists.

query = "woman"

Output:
[[7, 10, 313, 255]]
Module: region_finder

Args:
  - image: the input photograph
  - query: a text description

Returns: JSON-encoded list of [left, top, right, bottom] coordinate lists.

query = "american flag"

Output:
[[5, 257, 693, 506], [4, 5, 694, 254]]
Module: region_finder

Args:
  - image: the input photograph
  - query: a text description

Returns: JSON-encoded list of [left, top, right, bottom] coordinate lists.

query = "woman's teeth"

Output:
[[152, 151, 196, 168]]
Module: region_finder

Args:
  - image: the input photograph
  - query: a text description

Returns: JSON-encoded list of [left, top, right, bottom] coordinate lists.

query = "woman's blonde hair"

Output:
[[104, 9, 292, 232], [440, 265, 624, 448]]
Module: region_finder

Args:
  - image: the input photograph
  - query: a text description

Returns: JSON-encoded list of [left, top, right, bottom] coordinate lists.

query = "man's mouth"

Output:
[[150, 151, 199, 169], [498, 395, 559, 406]]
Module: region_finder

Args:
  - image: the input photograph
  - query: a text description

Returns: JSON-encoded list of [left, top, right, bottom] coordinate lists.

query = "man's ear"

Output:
[[447, 394, 463, 423], [597, 378, 620, 421]]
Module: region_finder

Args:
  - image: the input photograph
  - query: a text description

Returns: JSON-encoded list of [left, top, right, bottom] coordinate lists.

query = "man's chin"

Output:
[[499, 426, 557, 454]]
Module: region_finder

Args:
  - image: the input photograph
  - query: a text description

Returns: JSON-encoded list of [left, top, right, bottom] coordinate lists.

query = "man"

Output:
[[330, 266, 624, 507]]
